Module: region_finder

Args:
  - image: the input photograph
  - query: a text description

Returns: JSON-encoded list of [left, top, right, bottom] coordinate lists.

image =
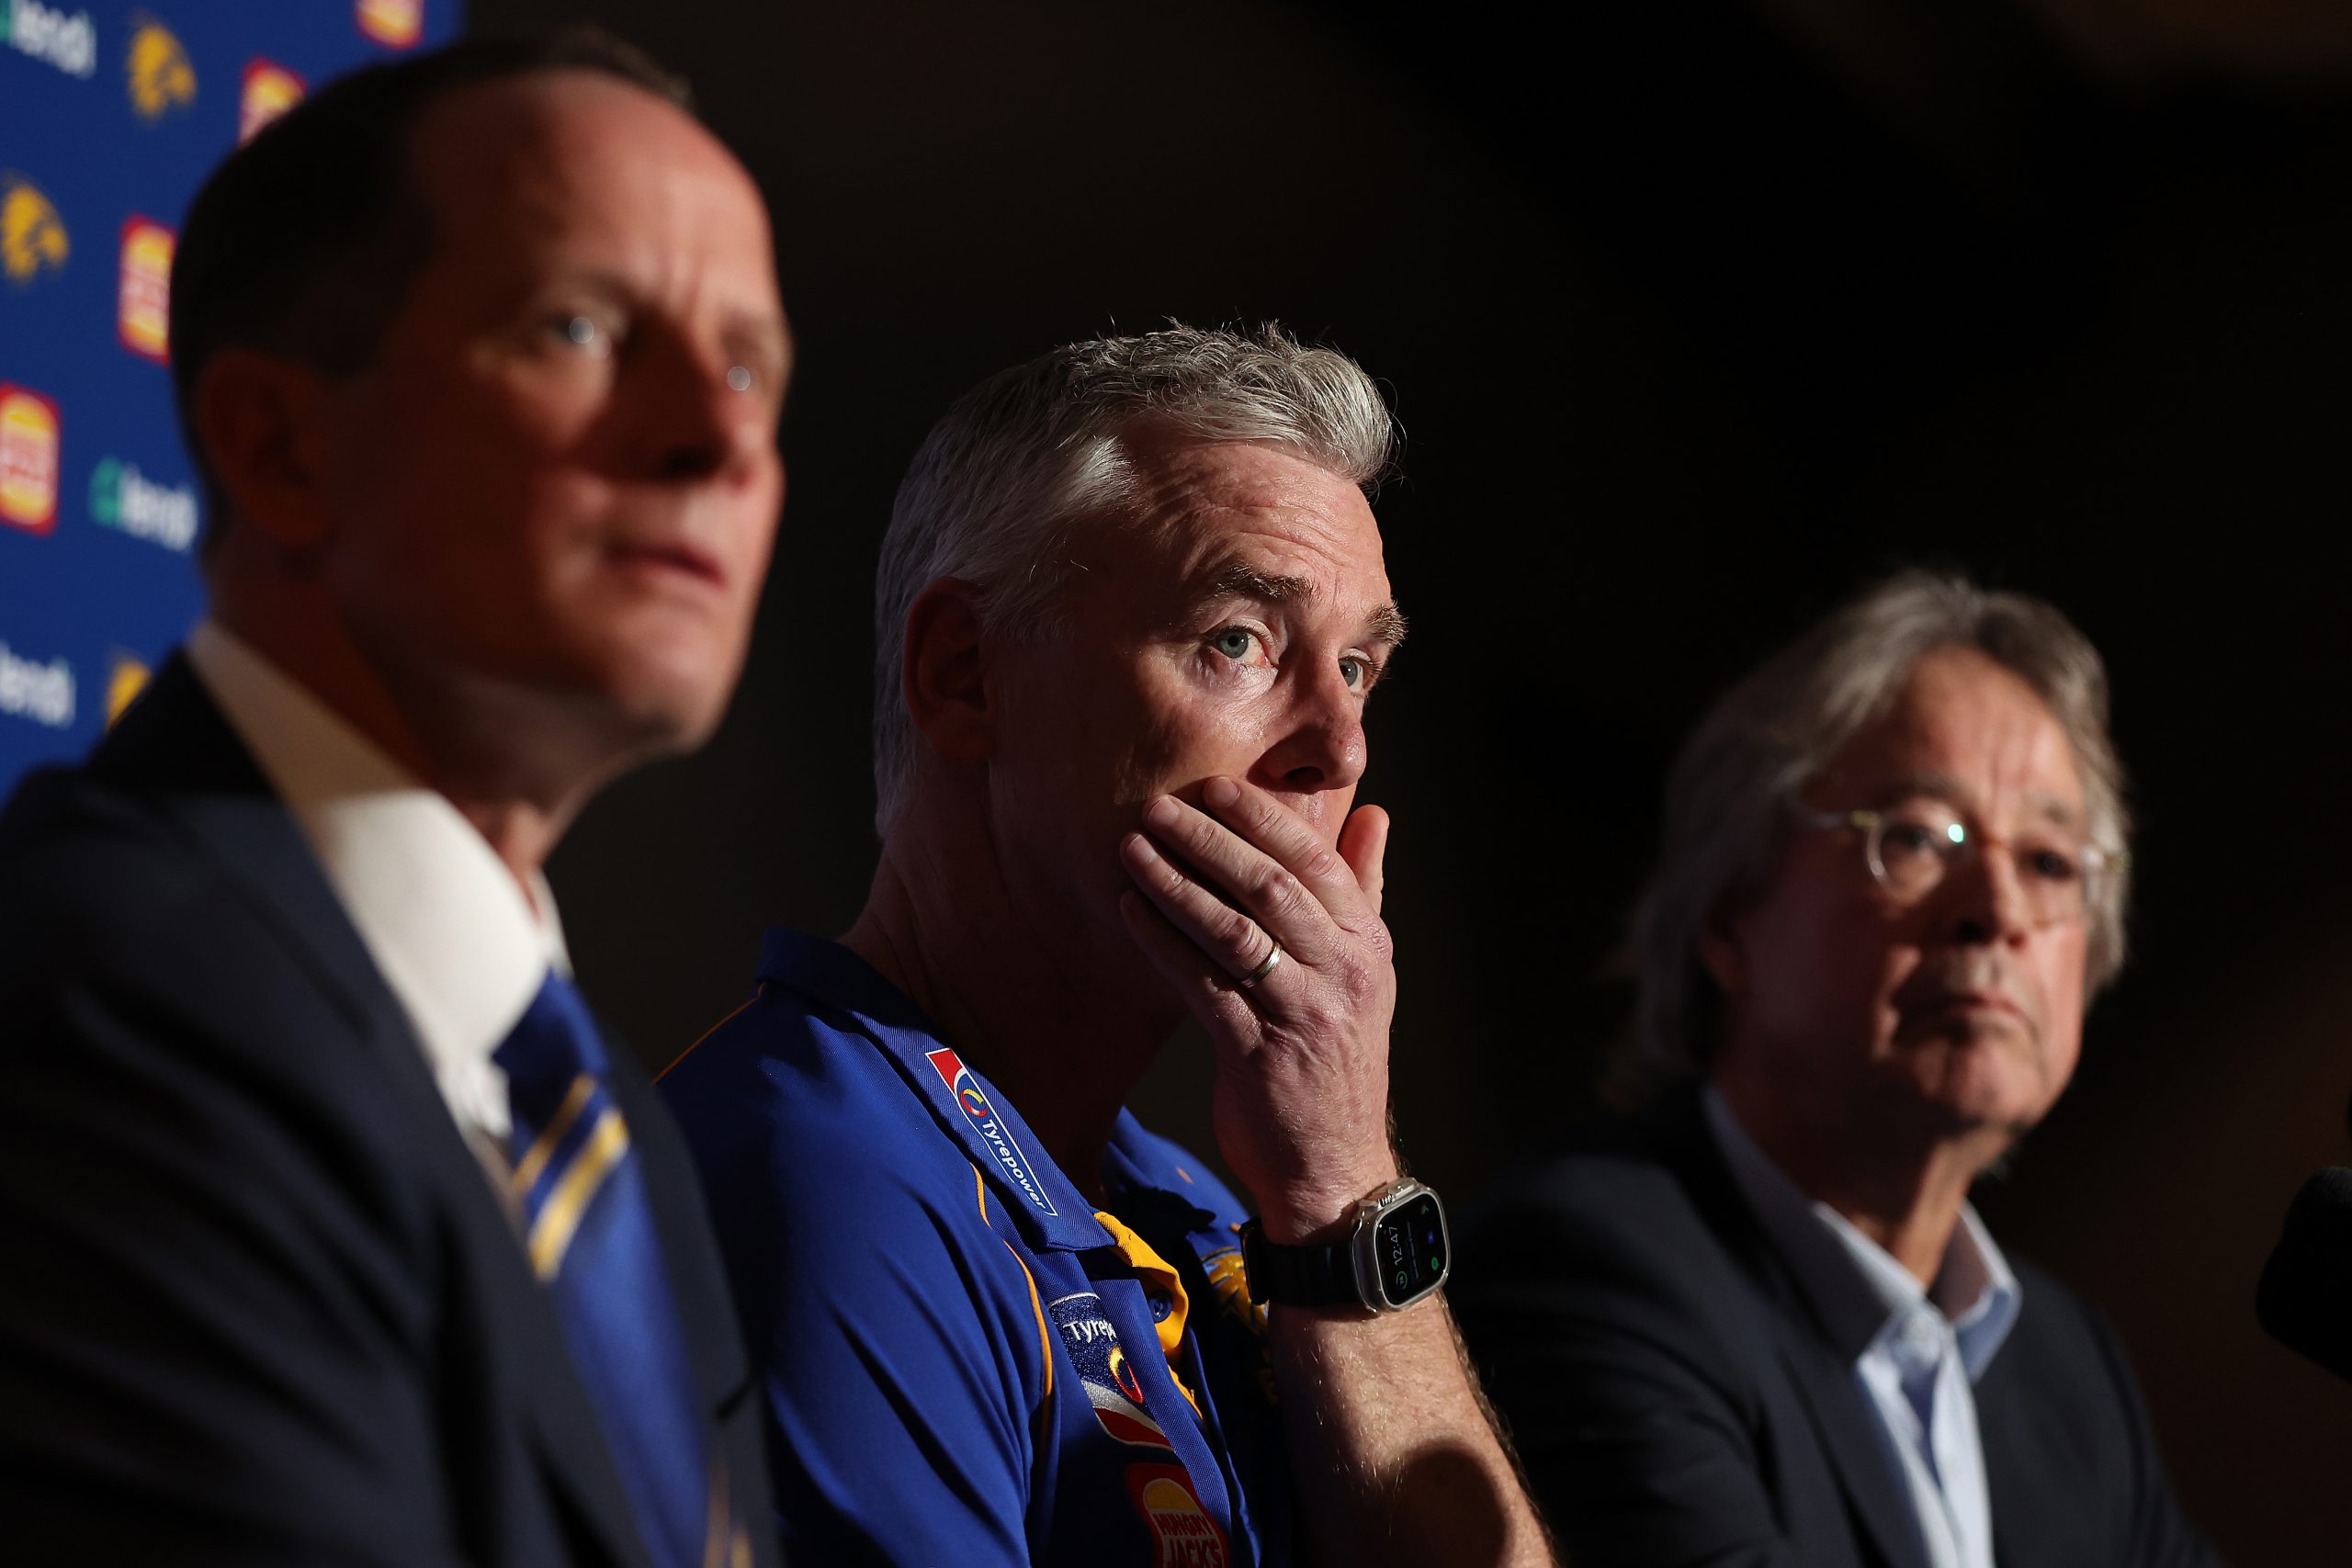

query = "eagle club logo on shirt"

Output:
[[924, 1046, 1057, 1216], [239, 58, 305, 144], [1047, 1291, 1171, 1450], [1124, 1464, 1231, 1568], [124, 13, 195, 120]]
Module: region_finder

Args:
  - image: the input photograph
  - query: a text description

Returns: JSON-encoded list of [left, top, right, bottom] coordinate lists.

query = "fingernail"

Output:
[[1124, 831, 1160, 863], [1144, 797, 1181, 829], [1204, 777, 1240, 809]]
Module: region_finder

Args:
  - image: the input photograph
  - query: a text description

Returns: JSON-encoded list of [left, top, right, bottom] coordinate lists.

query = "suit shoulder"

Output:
[[0, 761, 209, 921], [1465, 1138, 1711, 1262]]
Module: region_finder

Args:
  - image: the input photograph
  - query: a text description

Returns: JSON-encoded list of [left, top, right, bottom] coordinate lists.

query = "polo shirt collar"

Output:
[[753, 928, 1114, 1253]]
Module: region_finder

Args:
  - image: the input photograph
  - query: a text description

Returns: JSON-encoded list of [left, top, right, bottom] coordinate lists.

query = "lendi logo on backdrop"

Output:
[[89, 457, 198, 552], [0, 642, 74, 730], [0, 0, 97, 80], [0, 174, 68, 288], [126, 12, 195, 121]]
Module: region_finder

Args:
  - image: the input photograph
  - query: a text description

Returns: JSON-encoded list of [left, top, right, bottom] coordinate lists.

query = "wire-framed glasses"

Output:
[[1796, 803, 2122, 928]]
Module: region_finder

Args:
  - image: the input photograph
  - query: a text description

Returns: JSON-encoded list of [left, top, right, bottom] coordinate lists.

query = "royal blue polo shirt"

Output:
[[661, 929, 1293, 1567]]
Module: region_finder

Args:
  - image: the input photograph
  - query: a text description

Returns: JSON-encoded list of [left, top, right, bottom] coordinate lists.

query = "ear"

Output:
[[193, 346, 337, 556], [900, 577, 992, 767], [1697, 905, 1748, 998]]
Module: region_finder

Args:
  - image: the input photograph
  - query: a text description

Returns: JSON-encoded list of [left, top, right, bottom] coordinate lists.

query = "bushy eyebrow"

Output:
[[1877, 770, 2081, 829], [1200, 559, 1408, 649]]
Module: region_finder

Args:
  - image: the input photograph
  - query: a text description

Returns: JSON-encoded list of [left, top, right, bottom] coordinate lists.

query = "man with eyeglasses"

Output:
[[1454, 572, 2220, 1567]]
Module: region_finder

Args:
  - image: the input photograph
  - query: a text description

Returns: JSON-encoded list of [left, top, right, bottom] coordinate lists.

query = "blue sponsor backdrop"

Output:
[[0, 0, 461, 794]]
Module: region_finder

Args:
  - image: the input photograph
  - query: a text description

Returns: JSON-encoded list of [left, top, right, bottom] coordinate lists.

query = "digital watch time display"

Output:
[[1239, 1179, 1450, 1314]]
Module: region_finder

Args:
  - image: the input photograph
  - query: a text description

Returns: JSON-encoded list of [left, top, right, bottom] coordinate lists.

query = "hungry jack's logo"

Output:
[[924, 1046, 1057, 1215], [0, 383, 62, 535], [118, 216, 173, 362], [355, 0, 423, 49], [1, 174, 68, 287], [125, 13, 195, 120], [239, 58, 305, 144], [1125, 1465, 1231, 1568]]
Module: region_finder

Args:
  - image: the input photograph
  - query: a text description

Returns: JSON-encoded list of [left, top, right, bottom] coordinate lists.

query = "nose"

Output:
[[1249, 662, 1367, 798], [634, 330, 774, 485], [1941, 841, 2032, 947]]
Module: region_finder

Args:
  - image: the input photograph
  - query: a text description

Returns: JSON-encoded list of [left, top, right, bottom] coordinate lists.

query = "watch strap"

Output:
[[1238, 1217, 1359, 1309]]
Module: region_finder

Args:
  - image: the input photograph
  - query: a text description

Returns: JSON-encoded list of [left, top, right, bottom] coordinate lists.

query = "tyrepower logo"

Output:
[[118, 216, 173, 362], [89, 456, 198, 552], [125, 12, 195, 121], [356, 0, 423, 50], [0, 0, 97, 80], [239, 59, 305, 144], [0, 173, 68, 288], [0, 383, 62, 536], [923, 1046, 1057, 1215]]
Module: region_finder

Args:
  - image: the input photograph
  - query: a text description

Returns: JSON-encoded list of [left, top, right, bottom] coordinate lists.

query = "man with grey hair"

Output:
[[1454, 571, 2219, 1567], [661, 325, 1555, 1566]]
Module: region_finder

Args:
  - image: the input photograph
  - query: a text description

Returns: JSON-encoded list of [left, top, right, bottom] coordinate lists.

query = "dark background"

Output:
[[480, 0, 2352, 1559]]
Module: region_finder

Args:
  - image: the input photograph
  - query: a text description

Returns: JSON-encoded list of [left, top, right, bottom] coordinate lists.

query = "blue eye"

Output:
[[1211, 628, 1254, 660], [550, 312, 616, 357], [1340, 656, 1365, 688]]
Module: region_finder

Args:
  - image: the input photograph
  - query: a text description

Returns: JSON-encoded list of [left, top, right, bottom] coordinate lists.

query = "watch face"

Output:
[[1371, 1192, 1449, 1308]]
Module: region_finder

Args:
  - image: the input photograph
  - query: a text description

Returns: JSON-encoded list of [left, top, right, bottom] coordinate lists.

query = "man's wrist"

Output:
[[1244, 1175, 1452, 1314], [1254, 1157, 1403, 1246]]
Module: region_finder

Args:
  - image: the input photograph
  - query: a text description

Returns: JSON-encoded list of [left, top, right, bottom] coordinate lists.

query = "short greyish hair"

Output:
[[869, 324, 1396, 831], [1631, 570, 2133, 1080]]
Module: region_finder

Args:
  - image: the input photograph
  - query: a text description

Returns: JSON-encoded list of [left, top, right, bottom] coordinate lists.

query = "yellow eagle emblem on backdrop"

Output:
[[0, 176, 69, 286], [126, 16, 198, 121]]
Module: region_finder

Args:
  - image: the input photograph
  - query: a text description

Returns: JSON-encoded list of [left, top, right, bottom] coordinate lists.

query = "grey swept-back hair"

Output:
[[869, 323, 1395, 832], [1631, 570, 2133, 1080]]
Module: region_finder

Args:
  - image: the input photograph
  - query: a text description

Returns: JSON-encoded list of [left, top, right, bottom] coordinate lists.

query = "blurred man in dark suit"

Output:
[[0, 31, 790, 1566], [1455, 573, 2220, 1568]]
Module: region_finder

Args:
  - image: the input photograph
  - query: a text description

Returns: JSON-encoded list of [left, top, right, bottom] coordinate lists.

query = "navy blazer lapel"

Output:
[[1770, 1320, 1933, 1568], [93, 659, 657, 1568], [1659, 1093, 1933, 1568]]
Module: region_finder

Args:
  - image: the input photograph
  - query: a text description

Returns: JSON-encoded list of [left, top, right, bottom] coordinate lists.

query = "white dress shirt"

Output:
[[186, 619, 568, 1156], [1703, 1086, 2022, 1568]]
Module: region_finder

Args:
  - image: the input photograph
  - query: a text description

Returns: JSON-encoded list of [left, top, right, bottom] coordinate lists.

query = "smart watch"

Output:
[[1239, 1179, 1450, 1314]]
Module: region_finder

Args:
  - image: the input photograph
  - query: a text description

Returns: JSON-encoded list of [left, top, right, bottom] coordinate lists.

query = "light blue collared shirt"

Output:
[[1703, 1087, 2023, 1568]]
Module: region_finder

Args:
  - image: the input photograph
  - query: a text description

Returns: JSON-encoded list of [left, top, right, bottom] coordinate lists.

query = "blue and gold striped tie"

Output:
[[498, 970, 751, 1568]]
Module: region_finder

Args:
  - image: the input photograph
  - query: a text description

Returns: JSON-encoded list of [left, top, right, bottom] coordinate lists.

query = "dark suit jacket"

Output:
[[0, 660, 778, 1567], [1452, 1093, 2220, 1568]]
